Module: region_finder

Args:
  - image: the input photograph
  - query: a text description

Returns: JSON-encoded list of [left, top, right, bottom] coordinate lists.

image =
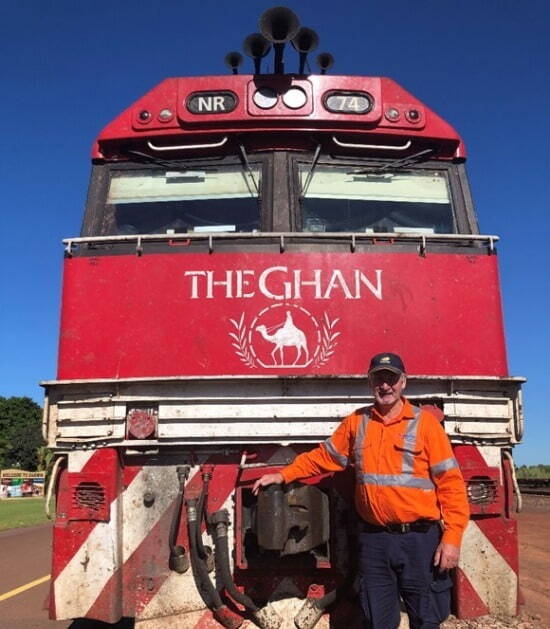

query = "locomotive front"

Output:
[[42, 7, 524, 627]]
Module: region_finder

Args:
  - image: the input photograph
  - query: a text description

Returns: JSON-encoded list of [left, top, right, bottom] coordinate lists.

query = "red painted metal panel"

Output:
[[454, 518, 520, 619], [454, 445, 503, 516], [50, 450, 141, 620], [84, 460, 240, 622], [58, 251, 507, 379], [475, 516, 519, 576], [51, 450, 128, 577], [86, 498, 176, 620], [454, 568, 490, 618], [93, 75, 465, 158]]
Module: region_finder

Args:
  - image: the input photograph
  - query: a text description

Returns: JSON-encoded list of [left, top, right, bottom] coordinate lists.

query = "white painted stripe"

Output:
[[476, 445, 503, 470], [139, 477, 234, 620], [136, 609, 208, 628], [67, 451, 95, 472], [54, 465, 185, 619], [137, 571, 205, 620], [121, 465, 180, 563], [459, 520, 517, 616], [54, 498, 122, 618]]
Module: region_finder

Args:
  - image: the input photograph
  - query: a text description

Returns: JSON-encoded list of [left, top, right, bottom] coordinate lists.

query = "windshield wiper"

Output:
[[125, 149, 176, 169], [238, 143, 260, 196], [300, 144, 322, 199], [349, 148, 434, 175], [125, 149, 222, 172]]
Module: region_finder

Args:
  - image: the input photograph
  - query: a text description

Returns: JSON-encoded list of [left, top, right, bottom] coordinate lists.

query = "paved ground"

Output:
[[0, 497, 548, 628], [0, 524, 69, 629]]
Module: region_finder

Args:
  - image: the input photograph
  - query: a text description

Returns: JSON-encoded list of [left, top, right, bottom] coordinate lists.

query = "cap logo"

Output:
[[381, 356, 390, 363]]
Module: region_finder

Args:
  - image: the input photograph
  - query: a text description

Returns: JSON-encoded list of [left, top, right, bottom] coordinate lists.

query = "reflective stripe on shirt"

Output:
[[358, 473, 435, 490], [356, 406, 436, 490], [353, 413, 370, 469], [324, 437, 349, 467], [401, 407, 421, 474], [430, 456, 458, 476]]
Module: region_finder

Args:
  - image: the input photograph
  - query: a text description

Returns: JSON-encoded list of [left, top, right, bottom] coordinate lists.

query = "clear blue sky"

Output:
[[1, 1, 548, 465]]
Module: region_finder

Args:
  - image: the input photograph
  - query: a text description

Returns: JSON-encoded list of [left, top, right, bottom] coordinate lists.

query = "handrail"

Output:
[[64, 231, 499, 253], [147, 137, 228, 151], [45, 455, 65, 519], [503, 450, 522, 513], [332, 136, 411, 150]]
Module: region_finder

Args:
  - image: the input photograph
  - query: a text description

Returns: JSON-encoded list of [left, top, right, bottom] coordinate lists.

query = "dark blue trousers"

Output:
[[358, 524, 452, 629]]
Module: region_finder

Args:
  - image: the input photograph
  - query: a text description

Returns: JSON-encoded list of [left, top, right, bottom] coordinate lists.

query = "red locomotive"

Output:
[[42, 7, 524, 627]]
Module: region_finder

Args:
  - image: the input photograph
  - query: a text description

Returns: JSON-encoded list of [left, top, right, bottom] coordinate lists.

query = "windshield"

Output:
[[299, 163, 454, 233], [104, 163, 261, 235]]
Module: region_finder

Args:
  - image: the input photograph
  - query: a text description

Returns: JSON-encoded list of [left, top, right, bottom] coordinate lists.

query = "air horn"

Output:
[[224, 51, 244, 75], [259, 6, 300, 74], [291, 27, 319, 75], [243, 33, 272, 74]]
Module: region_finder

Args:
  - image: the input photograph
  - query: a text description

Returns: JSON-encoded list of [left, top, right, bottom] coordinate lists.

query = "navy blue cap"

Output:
[[368, 352, 406, 375]]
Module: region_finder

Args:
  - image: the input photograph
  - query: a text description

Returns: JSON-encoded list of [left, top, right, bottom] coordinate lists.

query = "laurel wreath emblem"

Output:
[[313, 313, 340, 367], [229, 313, 257, 368], [229, 311, 340, 369]]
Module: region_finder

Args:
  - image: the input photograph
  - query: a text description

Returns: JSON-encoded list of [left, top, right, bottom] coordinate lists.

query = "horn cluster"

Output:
[[224, 6, 334, 76]]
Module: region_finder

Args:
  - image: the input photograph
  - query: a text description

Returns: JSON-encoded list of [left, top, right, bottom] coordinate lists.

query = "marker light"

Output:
[[385, 108, 400, 122], [253, 87, 278, 109], [406, 109, 421, 123], [283, 87, 307, 109], [158, 108, 173, 122], [138, 110, 151, 122]]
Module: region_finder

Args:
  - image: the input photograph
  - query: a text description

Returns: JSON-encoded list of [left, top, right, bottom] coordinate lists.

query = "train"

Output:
[[41, 7, 525, 627]]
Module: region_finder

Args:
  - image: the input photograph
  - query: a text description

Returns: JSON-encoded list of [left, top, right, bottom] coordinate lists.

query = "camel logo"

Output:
[[229, 304, 340, 369]]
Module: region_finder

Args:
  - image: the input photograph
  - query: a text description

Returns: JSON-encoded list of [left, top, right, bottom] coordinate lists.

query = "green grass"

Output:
[[0, 498, 51, 531]]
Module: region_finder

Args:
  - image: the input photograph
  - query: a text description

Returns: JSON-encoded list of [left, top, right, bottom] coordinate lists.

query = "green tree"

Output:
[[0, 397, 44, 470], [516, 464, 550, 479], [36, 445, 54, 479]]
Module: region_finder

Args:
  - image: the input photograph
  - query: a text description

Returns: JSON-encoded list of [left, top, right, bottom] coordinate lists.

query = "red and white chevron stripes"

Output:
[[49, 444, 520, 625]]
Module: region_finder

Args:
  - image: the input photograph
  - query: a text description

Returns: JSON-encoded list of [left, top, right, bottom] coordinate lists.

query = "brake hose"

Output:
[[210, 509, 283, 629], [187, 499, 223, 609], [168, 466, 190, 573], [196, 468, 212, 561]]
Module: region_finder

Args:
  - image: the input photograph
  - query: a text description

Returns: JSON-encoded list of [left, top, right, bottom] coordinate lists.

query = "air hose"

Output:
[[210, 509, 259, 611], [196, 468, 212, 563], [168, 466, 190, 573], [187, 498, 223, 609], [210, 509, 283, 629], [187, 499, 243, 629]]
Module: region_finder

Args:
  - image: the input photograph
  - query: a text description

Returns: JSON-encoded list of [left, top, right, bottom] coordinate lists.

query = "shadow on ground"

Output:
[[70, 620, 134, 628]]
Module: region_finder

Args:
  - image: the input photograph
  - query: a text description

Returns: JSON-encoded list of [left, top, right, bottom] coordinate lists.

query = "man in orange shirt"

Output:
[[253, 352, 469, 629]]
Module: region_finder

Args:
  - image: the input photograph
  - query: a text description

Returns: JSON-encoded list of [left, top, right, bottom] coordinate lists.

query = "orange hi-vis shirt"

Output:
[[280, 398, 469, 547]]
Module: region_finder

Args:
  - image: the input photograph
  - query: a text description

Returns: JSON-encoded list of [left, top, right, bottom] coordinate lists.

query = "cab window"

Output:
[[297, 163, 454, 234], [104, 162, 262, 235]]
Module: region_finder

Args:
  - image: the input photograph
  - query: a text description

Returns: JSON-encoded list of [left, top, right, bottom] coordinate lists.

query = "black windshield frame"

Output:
[[81, 154, 272, 237], [290, 154, 478, 235], [81, 152, 478, 237]]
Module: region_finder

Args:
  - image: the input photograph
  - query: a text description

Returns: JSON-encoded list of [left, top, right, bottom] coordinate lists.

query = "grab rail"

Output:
[[64, 231, 499, 256]]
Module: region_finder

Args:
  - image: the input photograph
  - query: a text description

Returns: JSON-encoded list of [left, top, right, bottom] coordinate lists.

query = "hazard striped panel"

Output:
[[453, 444, 519, 618], [51, 444, 520, 624]]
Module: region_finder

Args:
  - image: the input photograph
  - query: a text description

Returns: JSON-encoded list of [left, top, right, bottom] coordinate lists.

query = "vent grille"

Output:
[[72, 482, 106, 513], [467, 476, 498, 505]]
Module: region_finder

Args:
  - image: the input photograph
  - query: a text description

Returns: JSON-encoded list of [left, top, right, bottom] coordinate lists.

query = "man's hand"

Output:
[[252, 472, 284, 495], [433, 541, 460, 570]]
